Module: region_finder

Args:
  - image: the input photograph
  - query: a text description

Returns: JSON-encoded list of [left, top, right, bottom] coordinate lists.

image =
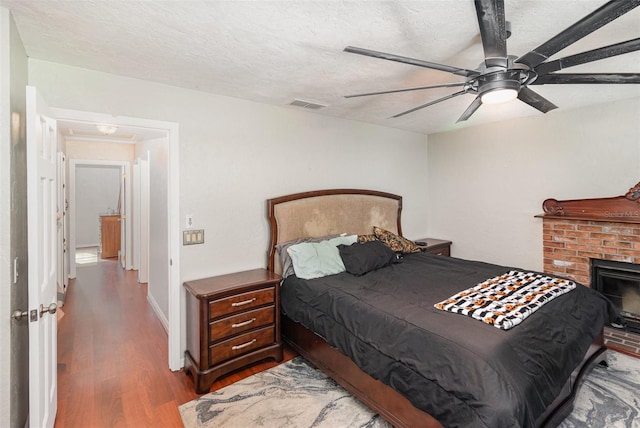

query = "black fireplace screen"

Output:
[[591, 258, 640, 333]]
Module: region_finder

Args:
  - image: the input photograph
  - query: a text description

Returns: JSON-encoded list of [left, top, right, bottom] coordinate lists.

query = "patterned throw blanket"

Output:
[[434, 271, 576, 330]]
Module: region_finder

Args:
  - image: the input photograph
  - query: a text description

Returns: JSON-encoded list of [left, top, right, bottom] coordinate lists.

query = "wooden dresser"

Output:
[[100, 214, 121, 259], [184, 268, 283, 393]]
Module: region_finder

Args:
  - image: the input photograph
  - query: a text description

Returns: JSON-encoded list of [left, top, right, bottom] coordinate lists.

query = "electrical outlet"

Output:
[[186, 214, 194, 229]]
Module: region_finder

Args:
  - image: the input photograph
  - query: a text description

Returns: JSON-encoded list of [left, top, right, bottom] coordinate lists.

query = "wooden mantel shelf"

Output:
[[535, 181, 640, 224], [535, 213, 640, 224]]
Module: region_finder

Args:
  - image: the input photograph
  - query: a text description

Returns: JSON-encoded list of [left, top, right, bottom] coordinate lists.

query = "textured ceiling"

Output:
[[3, 0, 639, 135]]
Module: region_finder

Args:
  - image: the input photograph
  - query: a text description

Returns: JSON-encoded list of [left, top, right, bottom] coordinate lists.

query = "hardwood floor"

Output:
[[55, 260, 296, 427]]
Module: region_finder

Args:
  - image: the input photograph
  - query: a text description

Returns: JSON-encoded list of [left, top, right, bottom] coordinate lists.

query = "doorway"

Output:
[[53, 108, 182, 371], [69, 160, 130, 275]]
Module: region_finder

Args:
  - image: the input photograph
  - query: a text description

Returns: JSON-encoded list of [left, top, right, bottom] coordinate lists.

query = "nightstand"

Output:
[[184, 268, 283, 393], [415, 238, 452, 257]]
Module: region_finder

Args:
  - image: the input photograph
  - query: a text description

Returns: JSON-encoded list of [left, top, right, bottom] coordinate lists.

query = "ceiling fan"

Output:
[[344, 0, 640, 122]]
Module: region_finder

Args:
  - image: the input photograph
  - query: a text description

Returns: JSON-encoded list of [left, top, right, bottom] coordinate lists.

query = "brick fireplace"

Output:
[[541, 219, 640, 286], [539, 182, 640, 357]]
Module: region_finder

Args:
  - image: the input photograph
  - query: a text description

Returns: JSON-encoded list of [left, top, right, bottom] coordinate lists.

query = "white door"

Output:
[[26, 86, 58, 428], [138, 157, 150, 284], [57, 152, 67, 291], [132, 162, 141, 270], [119, 165, 126, 268]]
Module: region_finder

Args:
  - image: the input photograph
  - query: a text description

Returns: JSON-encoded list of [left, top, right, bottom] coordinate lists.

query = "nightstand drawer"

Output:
[[209, 287, 274, 318], [428, 247, 450, 257], [209, 305, 275, 339], [209, 326, 275, 366], [415, 238, 452, 257]]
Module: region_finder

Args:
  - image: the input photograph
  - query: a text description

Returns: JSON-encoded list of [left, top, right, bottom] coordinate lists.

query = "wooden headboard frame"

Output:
[[267, 189, 403, 273]]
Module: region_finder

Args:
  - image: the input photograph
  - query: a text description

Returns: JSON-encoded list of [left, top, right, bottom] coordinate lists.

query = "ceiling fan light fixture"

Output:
[[96, 124, 118, 135], [481, 88, 518, 105], [478, 70, 521, 105]]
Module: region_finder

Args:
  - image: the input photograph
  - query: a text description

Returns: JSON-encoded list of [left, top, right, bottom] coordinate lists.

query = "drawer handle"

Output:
[[231, 338, 257, 351], [231, 297, 257, 307], [232, 318, 256, 329]]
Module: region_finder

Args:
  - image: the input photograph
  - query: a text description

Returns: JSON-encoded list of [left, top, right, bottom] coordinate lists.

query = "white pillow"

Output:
[[287, 235, 358, 280]]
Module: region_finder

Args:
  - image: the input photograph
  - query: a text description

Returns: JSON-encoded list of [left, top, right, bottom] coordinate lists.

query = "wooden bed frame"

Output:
[[266, 188, 607, 428]]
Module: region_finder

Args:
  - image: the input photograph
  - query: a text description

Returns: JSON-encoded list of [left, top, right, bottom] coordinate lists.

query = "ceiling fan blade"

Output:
[[474, 0, 508, 68], [345, 82, 468, 98], [516, 0, 640, 69], [517, 87, 558, 113], [391, 89, 470, 118], [456, 96, 483, 122], [344, 46, 479, 77], [532, 73, 640, 84], [535, 38, 640, 75]]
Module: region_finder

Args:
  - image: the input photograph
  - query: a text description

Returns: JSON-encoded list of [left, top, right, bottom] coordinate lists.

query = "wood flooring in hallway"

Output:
[[55, 260, 296, 427]]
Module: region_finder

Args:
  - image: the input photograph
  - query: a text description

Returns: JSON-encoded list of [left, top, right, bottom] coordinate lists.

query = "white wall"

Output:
[[28, 59, 429, 323], [75, 165, 121, 247], [135, 138, 170, 324], [66, 140, 134, 161], [427, 97, 640, 271]]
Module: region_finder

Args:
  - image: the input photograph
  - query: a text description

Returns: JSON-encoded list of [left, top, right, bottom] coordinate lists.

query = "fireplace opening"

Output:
[[591, 259, 640, 334]]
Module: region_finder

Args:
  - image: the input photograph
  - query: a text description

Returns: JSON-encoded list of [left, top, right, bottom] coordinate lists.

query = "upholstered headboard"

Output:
[[266, 189, 403, 274]]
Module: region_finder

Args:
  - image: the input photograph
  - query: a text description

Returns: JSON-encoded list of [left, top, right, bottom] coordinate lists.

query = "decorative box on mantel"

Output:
[[536, 182, 640, 356]]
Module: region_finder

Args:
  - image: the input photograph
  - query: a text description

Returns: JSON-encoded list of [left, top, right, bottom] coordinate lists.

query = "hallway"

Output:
[[55, 261, 197, 427]]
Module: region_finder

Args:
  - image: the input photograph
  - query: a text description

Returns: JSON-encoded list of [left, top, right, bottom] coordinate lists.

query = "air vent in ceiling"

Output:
[[289, 99, 327, 110]]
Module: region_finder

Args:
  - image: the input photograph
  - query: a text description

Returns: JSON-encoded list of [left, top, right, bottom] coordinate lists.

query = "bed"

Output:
[[266, 189, 616, 428]]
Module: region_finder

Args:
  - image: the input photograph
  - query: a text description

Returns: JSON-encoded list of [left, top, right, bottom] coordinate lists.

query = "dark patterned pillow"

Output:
[[357, 234, 378, 243], [373, 226, 421, 254]]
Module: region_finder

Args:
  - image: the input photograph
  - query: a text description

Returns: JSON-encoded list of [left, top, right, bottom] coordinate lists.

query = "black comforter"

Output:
[[280, 252, 617, 428]]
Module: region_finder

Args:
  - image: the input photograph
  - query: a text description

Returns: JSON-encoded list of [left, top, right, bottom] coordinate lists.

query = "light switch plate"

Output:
[[183, 229, 204, 245]]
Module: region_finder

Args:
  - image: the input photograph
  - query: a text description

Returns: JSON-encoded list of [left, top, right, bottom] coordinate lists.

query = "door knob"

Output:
[[12, 310, 28, 321], [39, 302, 57, 317]]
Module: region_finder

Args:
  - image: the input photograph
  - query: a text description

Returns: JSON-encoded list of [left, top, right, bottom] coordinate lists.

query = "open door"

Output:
[[57, 152, 67, 294], [26, 86, 58, 428], [119, 165, 126, 269], [132, 161, 141, 271], [138, 156, 149, 284]]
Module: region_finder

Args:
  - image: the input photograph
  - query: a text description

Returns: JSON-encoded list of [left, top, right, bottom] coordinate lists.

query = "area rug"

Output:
[[179, 350, 640, 428], [558, 350, 640, 428]]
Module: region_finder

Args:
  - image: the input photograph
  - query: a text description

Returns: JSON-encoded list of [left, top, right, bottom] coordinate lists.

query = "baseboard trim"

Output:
[[146, 292, 169, 334]]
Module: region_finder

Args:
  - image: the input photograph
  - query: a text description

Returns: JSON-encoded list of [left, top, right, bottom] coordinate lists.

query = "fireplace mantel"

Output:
[[537, 182, 640, 287], [536, 182, 640, 224]]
